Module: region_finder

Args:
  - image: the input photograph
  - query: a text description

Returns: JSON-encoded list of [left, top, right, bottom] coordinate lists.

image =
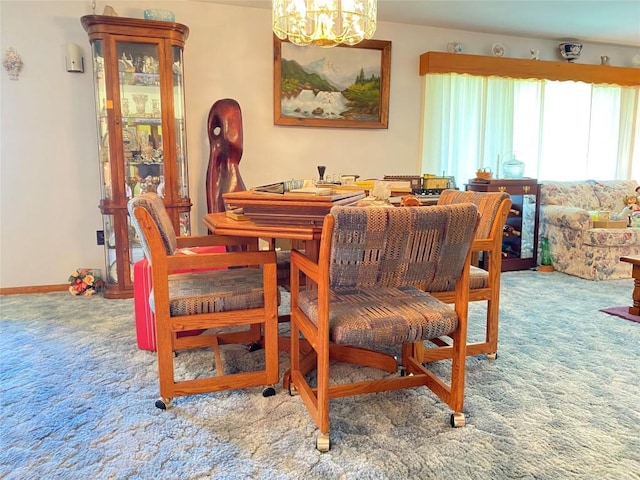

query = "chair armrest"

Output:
[[176, 235, 258, 250], [167, 249, 276, 272], [541, 205, 592, 231], [290, 249, 320, 283], [471, 238, 494, 253]]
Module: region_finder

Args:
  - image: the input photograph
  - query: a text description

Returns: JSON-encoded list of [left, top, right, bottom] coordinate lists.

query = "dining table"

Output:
[[202, 211, 323, 262], [204, 189, 370, 260]]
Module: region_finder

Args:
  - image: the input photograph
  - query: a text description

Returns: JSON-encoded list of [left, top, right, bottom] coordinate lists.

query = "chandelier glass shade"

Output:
[[272, 0, 377, 48]]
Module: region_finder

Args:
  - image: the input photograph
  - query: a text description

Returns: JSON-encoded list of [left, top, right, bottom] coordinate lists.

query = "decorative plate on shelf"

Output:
[[492, 43, 505, 57]]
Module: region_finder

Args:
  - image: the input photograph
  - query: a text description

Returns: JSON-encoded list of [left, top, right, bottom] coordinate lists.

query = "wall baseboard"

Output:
[[0, 284, 69, 295]]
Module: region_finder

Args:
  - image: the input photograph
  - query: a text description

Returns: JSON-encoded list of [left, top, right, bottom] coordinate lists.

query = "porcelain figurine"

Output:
[[447, 42, 463, 54], [103, 5, 118, 16]]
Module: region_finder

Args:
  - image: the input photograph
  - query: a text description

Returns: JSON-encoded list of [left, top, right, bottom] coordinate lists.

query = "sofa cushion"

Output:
[[540, 181, 600, 210], [590, 180, 639, 213], [541, 206, 592, 231]]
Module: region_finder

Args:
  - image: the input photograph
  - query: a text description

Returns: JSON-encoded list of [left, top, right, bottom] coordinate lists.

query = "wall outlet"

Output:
[[96, 230, 104, 246]]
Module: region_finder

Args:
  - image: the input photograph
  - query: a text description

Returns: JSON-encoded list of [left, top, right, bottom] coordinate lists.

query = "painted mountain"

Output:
[[279, 56, 382, 121], [303, 57, 378, 91]]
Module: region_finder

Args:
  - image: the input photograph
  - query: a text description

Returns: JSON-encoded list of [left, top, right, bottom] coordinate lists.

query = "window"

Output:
[[421, 73, 640, 183]]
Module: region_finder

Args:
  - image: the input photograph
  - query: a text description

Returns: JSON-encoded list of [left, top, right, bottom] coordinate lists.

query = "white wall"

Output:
[[1, 0, 638, 289]]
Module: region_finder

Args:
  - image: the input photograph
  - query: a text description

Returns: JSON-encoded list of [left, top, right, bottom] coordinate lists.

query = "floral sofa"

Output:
[[539, 179, 640, 280]]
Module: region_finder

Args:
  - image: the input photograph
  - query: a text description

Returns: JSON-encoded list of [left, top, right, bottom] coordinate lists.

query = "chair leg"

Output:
[[485, 297, 499, 359], [289, 310, 332, 452], [316, 334, 331, 452], [403, 334, 467, 428], [156, 320, 175, 409], [447, 326, 466, 415], [283, 347, 316, 392]]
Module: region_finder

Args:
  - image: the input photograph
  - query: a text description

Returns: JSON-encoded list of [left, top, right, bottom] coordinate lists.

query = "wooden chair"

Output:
[[128, 193, 279, 409], [288, 204, 479, 451], [415, 189, 512, 363]]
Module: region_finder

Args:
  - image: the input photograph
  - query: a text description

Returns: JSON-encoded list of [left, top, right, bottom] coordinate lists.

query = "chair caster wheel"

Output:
[[316, 434, 330, 452], [155, 397, 172, 410], [450, 412, 466, 428], [262, 386, 276, 397], [486, 352, 497, 360], [248, 342, 262, 352]]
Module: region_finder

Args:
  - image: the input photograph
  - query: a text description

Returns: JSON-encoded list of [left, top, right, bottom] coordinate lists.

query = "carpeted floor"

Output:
[[1, 270, 639, 479]]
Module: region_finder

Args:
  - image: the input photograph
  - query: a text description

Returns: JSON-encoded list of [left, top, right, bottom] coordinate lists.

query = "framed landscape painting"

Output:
[[273, 37, 391, 129]]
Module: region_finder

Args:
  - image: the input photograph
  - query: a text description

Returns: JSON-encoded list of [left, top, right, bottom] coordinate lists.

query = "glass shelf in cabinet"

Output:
[[124, 117, 162, 125], [119, 71, 160, 86]]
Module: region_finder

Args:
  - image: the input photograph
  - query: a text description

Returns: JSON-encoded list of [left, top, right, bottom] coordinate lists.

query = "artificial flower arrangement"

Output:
[[68, 268, 105, 296]]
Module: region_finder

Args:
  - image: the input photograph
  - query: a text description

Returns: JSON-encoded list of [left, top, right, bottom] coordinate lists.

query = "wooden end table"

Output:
[[620, 256, 640, 316]]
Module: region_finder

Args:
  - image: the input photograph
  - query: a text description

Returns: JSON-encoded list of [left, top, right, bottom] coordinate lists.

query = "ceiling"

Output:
[[199, 0, 640, 47]]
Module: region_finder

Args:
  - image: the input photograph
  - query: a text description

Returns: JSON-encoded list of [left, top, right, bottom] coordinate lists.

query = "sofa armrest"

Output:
[[541, 205, 592, 231]]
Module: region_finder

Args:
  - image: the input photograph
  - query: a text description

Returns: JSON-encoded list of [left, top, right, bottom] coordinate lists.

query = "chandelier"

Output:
[[272, 0, 377, 48]]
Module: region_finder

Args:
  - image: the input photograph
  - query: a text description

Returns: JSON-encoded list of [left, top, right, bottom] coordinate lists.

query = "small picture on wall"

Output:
[[273, 37, 391, 129]]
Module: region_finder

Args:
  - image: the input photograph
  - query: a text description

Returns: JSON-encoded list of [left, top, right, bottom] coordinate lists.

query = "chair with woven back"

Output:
[[288, 204, 479, 451], [414, 189, 512, 363], [128, 192, 280, 410]]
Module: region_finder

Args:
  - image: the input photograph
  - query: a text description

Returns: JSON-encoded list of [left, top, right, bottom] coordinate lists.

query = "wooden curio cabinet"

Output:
[[467, 178, 541, 272], [82, 15, 191, 298]]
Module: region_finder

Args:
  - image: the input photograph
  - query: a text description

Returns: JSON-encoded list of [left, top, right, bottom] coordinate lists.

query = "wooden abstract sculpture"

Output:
[[206, 98, 247, 214]]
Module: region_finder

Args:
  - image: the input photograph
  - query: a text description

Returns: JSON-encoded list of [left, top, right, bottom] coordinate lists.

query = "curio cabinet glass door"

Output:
[[82, 15, 191, 298]]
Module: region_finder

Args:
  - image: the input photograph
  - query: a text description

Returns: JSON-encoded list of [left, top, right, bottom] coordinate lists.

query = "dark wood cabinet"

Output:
[[466, 178, 540, 272], [82, 15, 192, 298]]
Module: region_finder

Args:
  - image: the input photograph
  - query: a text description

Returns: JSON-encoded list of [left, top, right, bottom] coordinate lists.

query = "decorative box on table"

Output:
[[223, 189, 366, 227]]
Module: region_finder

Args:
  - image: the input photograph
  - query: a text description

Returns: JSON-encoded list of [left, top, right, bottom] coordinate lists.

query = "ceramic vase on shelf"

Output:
[[122, 98, 130, 117], [132, 94, 148, 115], [559, 42, 582, 62]]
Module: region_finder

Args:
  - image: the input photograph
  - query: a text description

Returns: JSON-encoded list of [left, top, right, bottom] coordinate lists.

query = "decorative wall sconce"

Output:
[[66, 43, 85, 73], [2, 47, 24, 80]]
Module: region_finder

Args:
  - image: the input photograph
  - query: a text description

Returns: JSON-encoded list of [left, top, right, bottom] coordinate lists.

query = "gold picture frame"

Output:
[[273, 36, 391, 129]]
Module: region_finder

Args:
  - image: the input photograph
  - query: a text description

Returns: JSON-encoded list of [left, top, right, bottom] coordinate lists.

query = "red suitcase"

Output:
[[133, 245, 227, 352]]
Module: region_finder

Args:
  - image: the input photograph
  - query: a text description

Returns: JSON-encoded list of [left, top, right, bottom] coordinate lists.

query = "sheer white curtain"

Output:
[[421, 73, 640, 183], [421, 74, 514, 183]]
